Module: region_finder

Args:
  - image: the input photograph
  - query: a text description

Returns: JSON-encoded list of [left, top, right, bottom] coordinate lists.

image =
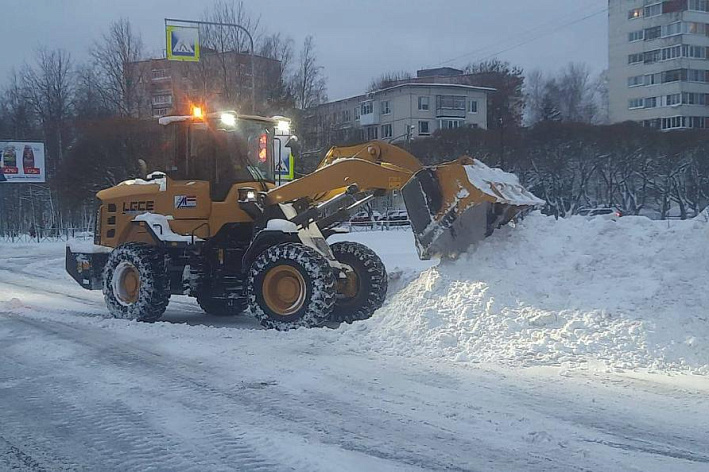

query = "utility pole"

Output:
[[498, 116, 505, 169]]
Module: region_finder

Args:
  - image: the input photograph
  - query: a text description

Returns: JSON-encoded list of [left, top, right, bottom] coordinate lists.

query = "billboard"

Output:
[[166, 25, 200, 62], [0, 142, 45, 183]]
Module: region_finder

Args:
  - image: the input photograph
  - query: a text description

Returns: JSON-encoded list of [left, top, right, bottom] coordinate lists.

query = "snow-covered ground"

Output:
[[1, 215, 708, 471]]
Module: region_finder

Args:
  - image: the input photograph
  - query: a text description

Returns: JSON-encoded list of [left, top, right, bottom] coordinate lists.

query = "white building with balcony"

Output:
[[608, 0, 709, 129], [312, 83, 493, 145]]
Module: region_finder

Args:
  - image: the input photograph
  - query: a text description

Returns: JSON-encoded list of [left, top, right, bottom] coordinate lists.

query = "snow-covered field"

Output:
[[1, 214, 708, 471]]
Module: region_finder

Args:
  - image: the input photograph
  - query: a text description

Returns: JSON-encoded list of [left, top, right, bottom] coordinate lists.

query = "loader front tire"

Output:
[[102, 243, 170, 322], [330, 241, 388, 324], [248, 243, 336, 330]]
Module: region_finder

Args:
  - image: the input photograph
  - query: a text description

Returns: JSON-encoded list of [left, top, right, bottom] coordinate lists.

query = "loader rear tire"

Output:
[[248, 243, 336, 330], [197, 295, 246, 317], [330, 242, 388, 324], [102, 243, 170, 322]]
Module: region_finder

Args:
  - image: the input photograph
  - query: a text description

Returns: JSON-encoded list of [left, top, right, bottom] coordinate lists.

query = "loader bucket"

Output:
[[402, 157, 544, 260]]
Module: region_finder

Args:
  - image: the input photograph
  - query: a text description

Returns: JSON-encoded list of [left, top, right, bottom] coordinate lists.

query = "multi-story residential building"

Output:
[[305, 82, 492, 151], [128, 50, 282, 118], [609, 0, 709, 129]]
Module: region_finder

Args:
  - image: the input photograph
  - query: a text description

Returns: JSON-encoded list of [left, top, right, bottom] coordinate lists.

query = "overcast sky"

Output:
[[2, 0, 608, 100]]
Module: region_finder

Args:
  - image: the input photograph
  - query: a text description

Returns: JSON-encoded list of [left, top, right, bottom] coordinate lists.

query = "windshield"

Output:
[[165, 118, 275, 199]]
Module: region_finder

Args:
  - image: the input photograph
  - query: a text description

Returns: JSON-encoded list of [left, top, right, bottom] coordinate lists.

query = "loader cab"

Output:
[[160, 110, 288, 201]]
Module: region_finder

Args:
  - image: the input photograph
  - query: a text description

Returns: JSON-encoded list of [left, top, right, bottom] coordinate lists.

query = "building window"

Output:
[[644, 3, 662, 17], [662, 69, 685, 83], [645, 73, 661, 85], [436, 95, 466, 110], [662, 45, 682, 60], [152, 94, 172, 105], [688, 69, 707, 82], [689, 0, 709, 12], [644, 49, 661, 63], [689, 116, 706, 128], [629, 98, 644, 109], [361, 101, 373, 115], [381, 123, 393, 138], [682, 92, 708, 105], [439, 119, 463, 129], [645, 97, 658, 108], [629, 30, 644, 42], [418, 96, 430, 111], [418, 120, 430, 135], [354, 106, 361, 120], [662, 116, 686, 129], [469, 100, 478, 113], [666, 93, 681, 106], [152, 69, 169, 80], [663, 22, 682, 37], [645, 26, 662, 40], [629, 53, 644, 64], [683, 44, 706, 59], [367, 126, 378, 140], [381, 100, 391, 114], [628, 8, 643, 19], [628, 75, 644, 87]]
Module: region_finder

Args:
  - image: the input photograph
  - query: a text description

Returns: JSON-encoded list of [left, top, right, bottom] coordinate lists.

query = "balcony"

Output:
[[436, 95, 467, 118], [435, 107, 466, 118]]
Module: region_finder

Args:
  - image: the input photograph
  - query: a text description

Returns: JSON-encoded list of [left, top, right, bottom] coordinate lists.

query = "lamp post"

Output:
[[165, 18, 256, 113]]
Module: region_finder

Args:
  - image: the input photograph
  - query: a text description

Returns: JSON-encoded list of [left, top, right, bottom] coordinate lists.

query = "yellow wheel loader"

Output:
[[66, 110, 543, 330]]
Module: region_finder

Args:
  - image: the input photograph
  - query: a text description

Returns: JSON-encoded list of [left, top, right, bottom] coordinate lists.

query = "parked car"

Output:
[[382, 210, 410, 227], [349, 211, 382, 228], [577, 207, 623, 220]]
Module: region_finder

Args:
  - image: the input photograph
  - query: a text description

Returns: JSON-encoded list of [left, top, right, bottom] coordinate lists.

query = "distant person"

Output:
[[29, 225, 36, 239]]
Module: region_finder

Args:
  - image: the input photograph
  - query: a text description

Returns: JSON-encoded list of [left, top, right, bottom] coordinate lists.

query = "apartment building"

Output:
[[307, 83, 492, 150], [128, 50, 282, 118], [609, 0, 709, 129]]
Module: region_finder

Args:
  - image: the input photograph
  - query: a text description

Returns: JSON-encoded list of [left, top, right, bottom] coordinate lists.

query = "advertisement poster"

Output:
[[0, 142, 45, 183]]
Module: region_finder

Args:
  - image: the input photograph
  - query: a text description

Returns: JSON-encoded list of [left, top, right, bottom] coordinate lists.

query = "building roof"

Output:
[[375, 82, 496, 95]]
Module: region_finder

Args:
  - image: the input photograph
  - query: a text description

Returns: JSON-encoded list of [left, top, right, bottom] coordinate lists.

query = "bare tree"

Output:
[[200, 0, 261, 106], [1, 70, 36, 139], [292, 35, 327, 109], [259, 33, 294, 72], [555, 62, 597, 123], [90, 19, 145, 117], [258, 33, 296, 110], [524, 69, 546, 125], [368, 70, 412, 92], [23, 48, 74, 165]]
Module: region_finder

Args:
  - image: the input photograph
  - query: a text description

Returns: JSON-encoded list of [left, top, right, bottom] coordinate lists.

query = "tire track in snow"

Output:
[[0, 316, 294, 472]]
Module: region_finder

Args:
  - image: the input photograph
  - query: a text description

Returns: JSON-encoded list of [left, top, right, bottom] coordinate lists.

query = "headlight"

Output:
[[238, 187, 258, 202], [277, 120, 291, 134], [220, 112, 237, 127]]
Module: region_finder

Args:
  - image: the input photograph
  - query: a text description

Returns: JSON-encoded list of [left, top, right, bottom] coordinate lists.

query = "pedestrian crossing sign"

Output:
[[276, 152, 295, 181], [166, 25, 200, 62]]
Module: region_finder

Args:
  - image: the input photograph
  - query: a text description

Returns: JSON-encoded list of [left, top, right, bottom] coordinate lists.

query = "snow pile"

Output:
[[118, 172, 167, 191], [342, 214, 709, 374], [464, 160, 545, 206]]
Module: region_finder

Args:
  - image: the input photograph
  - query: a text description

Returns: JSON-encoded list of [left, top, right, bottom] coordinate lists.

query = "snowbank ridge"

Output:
[[342, 214, 709, 374]]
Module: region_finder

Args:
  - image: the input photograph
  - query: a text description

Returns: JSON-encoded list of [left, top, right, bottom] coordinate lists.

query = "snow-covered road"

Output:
[[1, 226, 708, 471]]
